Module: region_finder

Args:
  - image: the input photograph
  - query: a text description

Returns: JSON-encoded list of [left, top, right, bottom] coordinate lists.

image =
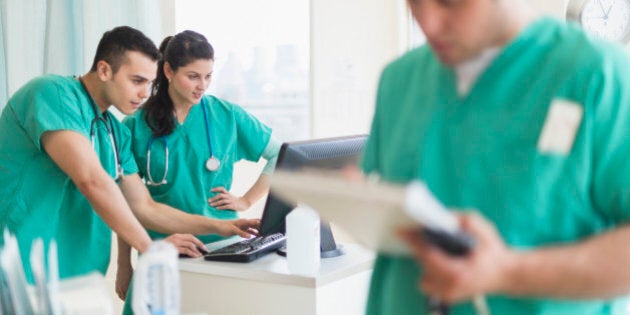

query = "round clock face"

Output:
[[578, 0, 630, 42]]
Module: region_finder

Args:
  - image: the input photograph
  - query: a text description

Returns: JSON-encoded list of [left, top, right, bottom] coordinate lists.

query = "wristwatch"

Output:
[[566, 0, 630, 44]]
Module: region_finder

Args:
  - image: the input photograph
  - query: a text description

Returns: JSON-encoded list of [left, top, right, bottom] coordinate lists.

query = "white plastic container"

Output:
[[132, 241, 180, 315], [286, 205, 321, 276]]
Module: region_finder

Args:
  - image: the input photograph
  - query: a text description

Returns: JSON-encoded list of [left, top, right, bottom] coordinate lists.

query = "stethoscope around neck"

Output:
[[145, 98, 220, 186], [79, 77, 124, 182]]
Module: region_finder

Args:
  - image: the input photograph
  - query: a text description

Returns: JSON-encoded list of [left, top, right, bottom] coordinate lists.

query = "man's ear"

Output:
[[96, 60, 113, 81]]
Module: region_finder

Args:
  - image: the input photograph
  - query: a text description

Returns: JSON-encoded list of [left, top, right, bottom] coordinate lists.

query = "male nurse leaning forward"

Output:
[[0, 25, 259, 283]]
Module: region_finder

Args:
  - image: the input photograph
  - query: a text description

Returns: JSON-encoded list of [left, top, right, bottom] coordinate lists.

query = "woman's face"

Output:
[[165, 58, 214, 106]]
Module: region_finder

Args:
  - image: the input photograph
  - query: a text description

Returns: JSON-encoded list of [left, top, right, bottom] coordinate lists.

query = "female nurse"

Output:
[[117, 30, 280, 303]]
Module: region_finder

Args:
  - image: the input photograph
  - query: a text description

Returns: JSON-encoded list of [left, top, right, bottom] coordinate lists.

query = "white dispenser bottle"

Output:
[[132, 241, 180, 315], [286, 205, 321, 276]]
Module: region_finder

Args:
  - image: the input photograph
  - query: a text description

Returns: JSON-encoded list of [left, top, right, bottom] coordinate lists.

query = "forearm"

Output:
[[78, 174, 151, 253], [120, 174, 224, 235], [133, 200, 222, 235], [117, 236, 133, 267], [502, 225, 630, 299], [42, 130, 152, 254], [242, 174, 270, 207], [115, 235, 134, 301]]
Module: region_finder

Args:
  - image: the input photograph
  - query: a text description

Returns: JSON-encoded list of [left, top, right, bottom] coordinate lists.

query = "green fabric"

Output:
[[0, 74, 138, 282], [361, 17, 630, 315], [261, 136, 281, 175], [123, 95, 272, 244], [122, 278, 134, 315]]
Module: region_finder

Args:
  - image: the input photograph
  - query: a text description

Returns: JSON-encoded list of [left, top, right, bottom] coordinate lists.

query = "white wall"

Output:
[[310, 0, 407, 138], [530, 0, 568, 19]]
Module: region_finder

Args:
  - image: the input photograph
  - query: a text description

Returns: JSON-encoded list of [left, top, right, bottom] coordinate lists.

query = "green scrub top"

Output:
[[0, 74, 139, 282], [123, 95, 271, 244], [361, 18, 630, 315]]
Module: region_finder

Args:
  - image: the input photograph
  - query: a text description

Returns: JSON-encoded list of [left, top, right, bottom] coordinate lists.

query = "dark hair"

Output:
[[143, 30, 215, 137], [90, 26, 160, 73]]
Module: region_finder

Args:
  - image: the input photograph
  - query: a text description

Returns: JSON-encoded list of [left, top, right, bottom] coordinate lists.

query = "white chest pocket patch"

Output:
[[537, 99, 584, 155]]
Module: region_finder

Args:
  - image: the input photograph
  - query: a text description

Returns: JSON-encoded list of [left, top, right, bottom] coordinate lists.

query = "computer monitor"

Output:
[[259, 134, 367, 258]]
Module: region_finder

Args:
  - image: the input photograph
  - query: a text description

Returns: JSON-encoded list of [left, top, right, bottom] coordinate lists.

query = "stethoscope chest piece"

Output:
[[206, 156, 220, 172], [201, 98, 221, 172]]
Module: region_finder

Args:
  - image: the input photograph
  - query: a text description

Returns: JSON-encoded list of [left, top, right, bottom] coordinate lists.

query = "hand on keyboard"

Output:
[[179, 246, 209, 258]]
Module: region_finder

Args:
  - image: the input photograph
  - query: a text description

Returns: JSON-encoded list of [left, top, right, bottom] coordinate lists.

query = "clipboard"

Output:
[[270, 169, 462, 256]]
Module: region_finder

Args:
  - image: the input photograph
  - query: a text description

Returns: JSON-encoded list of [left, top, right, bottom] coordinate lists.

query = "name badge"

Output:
[[537, 99, 583, 155]]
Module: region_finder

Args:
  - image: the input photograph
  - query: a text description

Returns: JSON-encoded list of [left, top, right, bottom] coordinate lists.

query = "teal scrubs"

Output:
[[361, 18, 630, 315], [123, 95, 272, 244], [0, 74, 138, 282]]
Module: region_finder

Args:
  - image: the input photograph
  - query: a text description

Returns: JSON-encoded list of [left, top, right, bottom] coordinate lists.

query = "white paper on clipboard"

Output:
[[270, 169, 459, 256]]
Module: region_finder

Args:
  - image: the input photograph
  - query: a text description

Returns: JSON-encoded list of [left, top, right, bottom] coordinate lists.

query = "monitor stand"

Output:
[[276, 222, 344, 258]]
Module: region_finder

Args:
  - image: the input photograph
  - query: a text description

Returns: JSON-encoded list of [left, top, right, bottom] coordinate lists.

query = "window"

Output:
[[174, 0, 310, 141]]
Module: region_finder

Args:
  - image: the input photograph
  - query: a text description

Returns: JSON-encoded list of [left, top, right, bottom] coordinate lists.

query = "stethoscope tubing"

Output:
[[146, 136, 169, 186], [145, 97, 218, 186], [80, 77, 123, 181], [200, 98, 215, 160]]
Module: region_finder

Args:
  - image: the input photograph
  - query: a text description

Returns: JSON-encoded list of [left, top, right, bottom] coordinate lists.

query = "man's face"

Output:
[[409, 0, 508, 65], [103, 51, 157, 115]]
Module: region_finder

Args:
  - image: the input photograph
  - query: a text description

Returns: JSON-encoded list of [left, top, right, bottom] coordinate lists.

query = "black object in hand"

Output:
[[422, 227, 475, 257], [422, 227, 476, 315]]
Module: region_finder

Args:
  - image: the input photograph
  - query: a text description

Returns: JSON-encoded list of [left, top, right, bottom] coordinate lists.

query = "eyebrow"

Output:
[[130, 75, 150, 82], [185, 71, 213, 76]]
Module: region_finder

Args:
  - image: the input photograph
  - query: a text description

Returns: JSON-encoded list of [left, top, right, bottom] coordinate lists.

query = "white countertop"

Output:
[[178, 238, 375, 288]]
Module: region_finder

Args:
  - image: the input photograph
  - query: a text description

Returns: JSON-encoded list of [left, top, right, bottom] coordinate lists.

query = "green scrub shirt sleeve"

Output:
[[361, 117, 380, 175], [17, 77, 86, 151], [360, 68, 389, 175], [233, 105, 272, 162], [261, 136, 281, 175]]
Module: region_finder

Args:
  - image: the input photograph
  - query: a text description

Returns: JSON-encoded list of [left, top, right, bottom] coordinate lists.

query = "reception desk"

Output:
[[178, 238, 375, 315]]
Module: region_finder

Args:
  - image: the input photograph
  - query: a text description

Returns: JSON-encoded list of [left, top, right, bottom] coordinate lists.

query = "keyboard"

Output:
[[203, 233, 286, 263]]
